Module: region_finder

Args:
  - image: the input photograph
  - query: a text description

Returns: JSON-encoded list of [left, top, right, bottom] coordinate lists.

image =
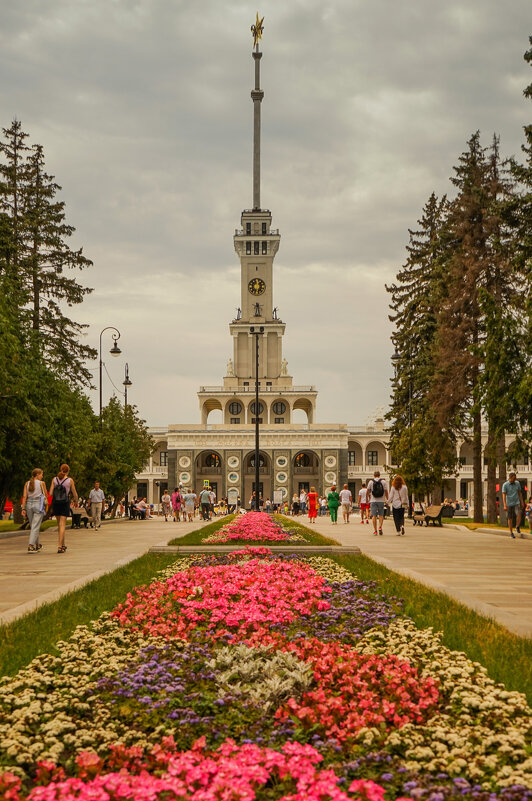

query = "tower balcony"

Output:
[[234, 229, 280, 236], [199, 385, 315, 393]]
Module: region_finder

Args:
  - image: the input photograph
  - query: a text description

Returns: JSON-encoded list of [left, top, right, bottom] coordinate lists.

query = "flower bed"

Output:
[[0, 544, 530, 801], [202, 511, 306, 543]]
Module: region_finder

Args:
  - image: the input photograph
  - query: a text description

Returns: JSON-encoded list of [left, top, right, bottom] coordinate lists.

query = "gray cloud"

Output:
[[0, 0, 530, 425]]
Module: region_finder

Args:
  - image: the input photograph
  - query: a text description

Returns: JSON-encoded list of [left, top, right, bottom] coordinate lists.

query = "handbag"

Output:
[[39, 493, 46, 514]]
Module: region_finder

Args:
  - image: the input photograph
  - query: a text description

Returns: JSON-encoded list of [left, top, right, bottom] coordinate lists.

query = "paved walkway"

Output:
[[1, 513, 531, 638], [306, 513, 532, 638], [0, 516, 212, 625]]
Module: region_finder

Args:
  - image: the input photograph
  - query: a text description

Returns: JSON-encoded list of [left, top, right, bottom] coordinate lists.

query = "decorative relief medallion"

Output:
[[276, 455, 288, 468], [228, 472, 239, 484], [179, 456, 191, 468], [325, 471, 336, 484], [179, 472, 190, 484], [227, 456, 239, 469], [276, 487, 288, 499], [276, 472, 287, 484], [324, 455, 336, 468]]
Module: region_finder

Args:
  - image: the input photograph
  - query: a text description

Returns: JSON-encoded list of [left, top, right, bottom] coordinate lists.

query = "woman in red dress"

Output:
[[307, 486, 319, 523]]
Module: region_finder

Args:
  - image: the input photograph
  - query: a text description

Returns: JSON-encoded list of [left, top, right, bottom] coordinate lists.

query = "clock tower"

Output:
[[197, 18, 318, 427], [227, 30, 288, 388]]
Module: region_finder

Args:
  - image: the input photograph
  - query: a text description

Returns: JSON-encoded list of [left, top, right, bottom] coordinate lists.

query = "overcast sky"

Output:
[[1, 1, 530, 427]]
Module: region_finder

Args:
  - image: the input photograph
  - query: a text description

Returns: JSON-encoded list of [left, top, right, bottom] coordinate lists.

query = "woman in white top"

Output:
[[388, 474, 409, 536], [21, 468, 48, 552]]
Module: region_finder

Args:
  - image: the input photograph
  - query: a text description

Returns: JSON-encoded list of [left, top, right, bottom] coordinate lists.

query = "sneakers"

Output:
[[510, 532, 516, 539], [365, 520, 369, 524], [516, 526, 521, 534], [373, 530, 378, 536], [28, 544, 42, 552], [360, 520, 364, 525], [379, 528, 383, 536], [401, 526, 405, 536]]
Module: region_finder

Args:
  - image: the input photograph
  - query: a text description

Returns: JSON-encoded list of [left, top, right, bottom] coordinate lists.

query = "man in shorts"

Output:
[[367, 470, 389, 536], [339, 484, 352, 523], [199, 486, 211, 520], [502, 472, 524, 539], [358, 483, 369, 524]]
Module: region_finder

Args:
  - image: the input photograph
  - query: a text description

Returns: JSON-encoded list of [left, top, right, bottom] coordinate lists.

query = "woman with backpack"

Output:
[[50, 464, 78, 553], [21, 468, 48, 552]]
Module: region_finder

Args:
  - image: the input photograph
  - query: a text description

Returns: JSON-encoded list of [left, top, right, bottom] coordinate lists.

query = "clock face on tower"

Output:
[[248, 277, 266, 296]]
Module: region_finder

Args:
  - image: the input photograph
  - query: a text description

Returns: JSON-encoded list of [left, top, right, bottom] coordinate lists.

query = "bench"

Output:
[[418, 504, 455, 527]]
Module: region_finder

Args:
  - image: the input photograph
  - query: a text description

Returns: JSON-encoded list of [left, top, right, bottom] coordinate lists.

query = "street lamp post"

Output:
[[250, 325, 264, 511], [123, 363, 133, 517], [99, 326, 122, 418], [123, 363, 132, 407]]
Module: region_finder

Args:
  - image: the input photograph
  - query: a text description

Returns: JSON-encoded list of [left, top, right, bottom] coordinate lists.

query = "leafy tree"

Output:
[[83, 397, 154, 515]]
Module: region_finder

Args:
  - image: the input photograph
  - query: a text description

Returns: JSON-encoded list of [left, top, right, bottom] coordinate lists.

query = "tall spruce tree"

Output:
[[387, 193, 457, 499], [431, 133, 522, 523], [0, 120, 96, 386], [510, 37, 532, 437]]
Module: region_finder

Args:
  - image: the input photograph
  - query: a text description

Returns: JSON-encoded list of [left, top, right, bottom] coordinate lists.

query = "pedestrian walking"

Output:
[[388, 475, 409, 536], [502, 472, 524, 539], [327, 485, 340, 524], [183, 489, 197, 521], [50, 464, 78, 553], [291, 493, 300, 516], [358, 483, 369, 524], [199, 486, 211, 520], [299, 489, 307, 515], [161, 490, 172, 521], [171, 487, 183, 521], [307, 486, 319, 523], [339, 484, 352, 523], [21, 468, 48, 553], [367, 470, 389, 536], [209, 487, 216, 519], [88, 481, 105, 529]]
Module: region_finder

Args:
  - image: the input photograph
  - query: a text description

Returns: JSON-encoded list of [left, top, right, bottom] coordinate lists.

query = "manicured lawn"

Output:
[[0, 552, 178, 677], [330, 552, 532, 704]]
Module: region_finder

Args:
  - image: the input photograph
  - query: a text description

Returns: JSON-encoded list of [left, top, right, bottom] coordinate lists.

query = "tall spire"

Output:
[[250, 14, 265, 210]]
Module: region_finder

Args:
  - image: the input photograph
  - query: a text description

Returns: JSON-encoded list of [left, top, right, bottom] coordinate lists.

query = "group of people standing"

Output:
[[21, 466, 108, 554]]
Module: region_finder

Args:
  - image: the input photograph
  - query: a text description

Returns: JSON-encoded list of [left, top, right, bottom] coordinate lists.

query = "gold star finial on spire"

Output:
[[251, 13, 264, 47]]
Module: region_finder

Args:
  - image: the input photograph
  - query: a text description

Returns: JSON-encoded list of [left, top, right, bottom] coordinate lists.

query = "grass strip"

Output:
[[167, 516, 236, 545], [0, 552, 178, 677], [273, 514, 340, 545], [0, 520, 58, 533], [329, 552, 532, 704], [442, 517, 530, 530]]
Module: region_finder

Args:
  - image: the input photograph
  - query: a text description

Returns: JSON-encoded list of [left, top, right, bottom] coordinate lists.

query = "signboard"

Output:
[[273, 490, 283, 505], [203, 480, 210, 487], [227, 488, 239, 505]]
